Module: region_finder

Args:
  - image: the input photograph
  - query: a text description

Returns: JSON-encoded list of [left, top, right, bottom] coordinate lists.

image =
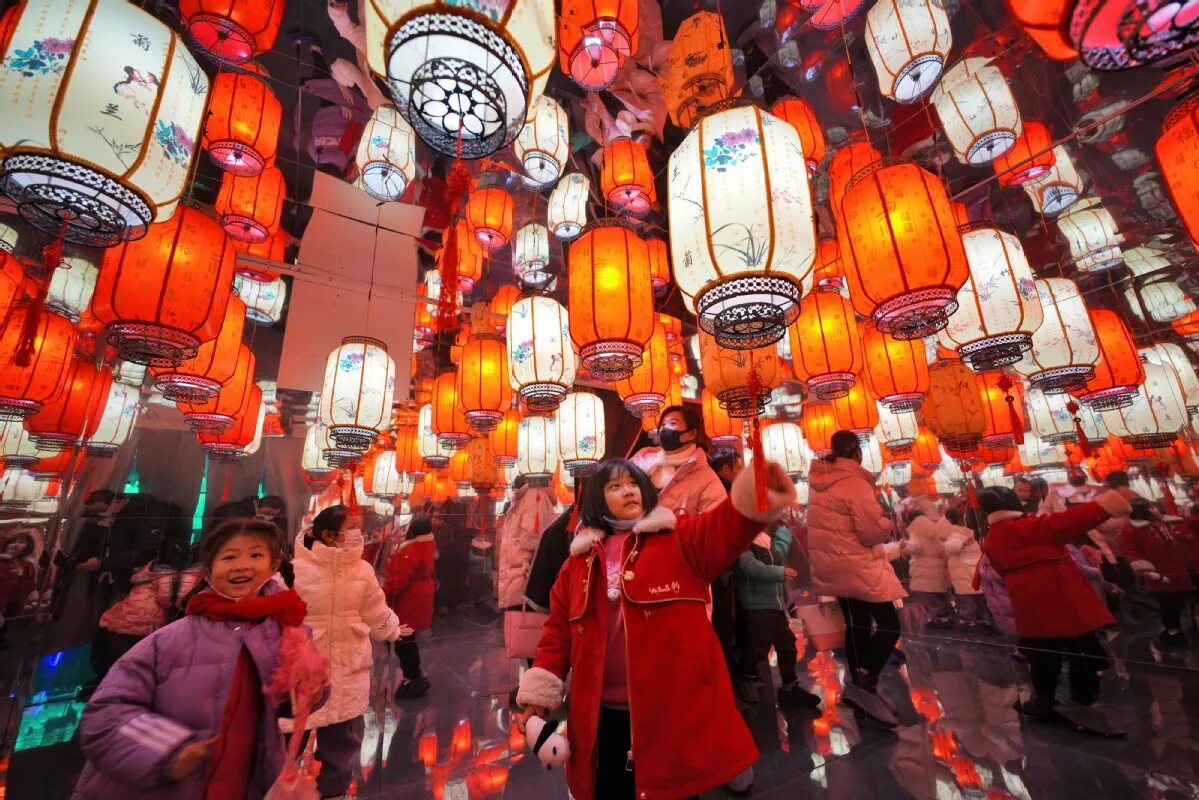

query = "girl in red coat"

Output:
[[516, 457, 796, 800], [384, 516, 436, 700], [979, 485, 1131, 734], [1119, 499, 1198, 647]]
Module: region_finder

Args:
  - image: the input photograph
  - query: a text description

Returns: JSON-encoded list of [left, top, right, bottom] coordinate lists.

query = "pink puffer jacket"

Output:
[[98, 564, 204, 637], [629, 446, 728, 516], [497, 485, 557, 609]]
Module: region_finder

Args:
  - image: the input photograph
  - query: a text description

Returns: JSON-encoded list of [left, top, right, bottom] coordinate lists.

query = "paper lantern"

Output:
[[770, 98, 826, 172], [178, 344, 254, 432], [457, 334, 512, 432], [364, 0, 556, 158], [234, 274, 286, 325], [1004, 0, 1076, 60], [1023, 146, 1083, 216], [0, 0, 209, 247], [1102, 361, 1187, 450], [762, 422, 808, 477], [568, 219, 654, 381], [507, 296, 576, 412], [204, 66, 282, 177], [489, 408, 520, 467], [931, 58, 1022, 164], [366, 448, 404, 497], [642, 235, 671, 292], [466, 188, 514, 251], [669, 103, 817, 350], [0, 467, 44, 508], [923, 359, 987, 453], [488, 286, 521, 335], [1125, 280, 1195, 324], [215, 165, 285, 244], [861, 321, 930, 411], [441, 218, 487, 292], [1057, 202, 1124, 272], [810, 239, 845, 291], [390, 421, 424, 477], [111, 359, 146, 387], [0, 222, 17, 254], [514, 95, 568, 188], [788, 289, 863, 400], [417, 403, 453, 469], [661, 12, 734, 129], [357, 104, 417, 202], [429, 369, 473, 451], [1072, 310, 1143, 411], [864, 0, 953, 104], [233, 229, 287, 281], [829, 142, 883, 220], [1014, 278, 1100, 393], [992, 121, 1054, 187], [517, 414, 556, 485], [939, 226, 1043, 371], [150, 295, 245, 402], [1142, 344, 1199, 414], [548, 172, 589, 241], [840, 162, 968, 339], [702, 387, 742, 448], [199, 384, 263, 460], [1068, 2, 1199, 70], [616, 323, 670, 419], [319, 337, 396, 452], [830, 382, 881, 436], [86, 381, 140, 457], [0, 302, 76, 420], [1027, 385, 1103, 444], [45, 249, 99, 323], [556, 392, 606, 476], [909, 426, 941, 471], [24, 359, 110, 450], [513, 224, 551, 286], [800, 402, 838, 454], [699, 331, 780, 418], [1157, 96, 1199, 246], [876, 404, 920, 454], [976, 370, 1026, 447], [558, 0, 638, 89], [600, 138, 655, 216], [179, 0, 283, 64]]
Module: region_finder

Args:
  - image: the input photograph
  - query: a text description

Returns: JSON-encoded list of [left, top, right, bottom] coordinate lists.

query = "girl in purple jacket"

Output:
[[74, 519, 315, 800]]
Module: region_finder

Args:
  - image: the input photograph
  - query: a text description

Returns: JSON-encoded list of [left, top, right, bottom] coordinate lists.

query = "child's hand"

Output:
[[169, 737, 215, 781], [398, 624, 414, 638], [517, 705, 547, 735], [784, 567, 799, 580]]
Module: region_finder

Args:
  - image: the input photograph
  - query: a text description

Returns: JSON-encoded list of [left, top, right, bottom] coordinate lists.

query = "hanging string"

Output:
[[745, 351, 768, 513], [1065, 400, 1093, 456], [14, 218, 68, 367], [995, 374, 1024, 446]]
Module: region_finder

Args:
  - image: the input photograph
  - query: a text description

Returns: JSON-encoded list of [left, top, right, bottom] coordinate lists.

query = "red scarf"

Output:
[[187, 588, 308, 627]]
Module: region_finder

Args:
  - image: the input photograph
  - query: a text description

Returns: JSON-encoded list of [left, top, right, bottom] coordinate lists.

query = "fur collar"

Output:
[[399, 533, 434, 550], [987, 509, 1025, 525], [568, 505, 677, 557]]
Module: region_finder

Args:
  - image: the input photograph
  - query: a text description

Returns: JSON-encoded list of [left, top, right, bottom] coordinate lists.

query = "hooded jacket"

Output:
[[629, 445, 728, 516], [806, 458, 905, 602], [905, 498, 982, 595], [384, 532, 436, 632], [497, 485, 557, 609], [736, 527, 792, 611]]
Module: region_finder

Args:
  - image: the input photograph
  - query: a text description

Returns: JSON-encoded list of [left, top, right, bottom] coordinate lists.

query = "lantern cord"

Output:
[[1065, 400, 1092, 456], [995, 375, 1024, 446], [745, 356, 768, 513], [14, 219, 67, 367]]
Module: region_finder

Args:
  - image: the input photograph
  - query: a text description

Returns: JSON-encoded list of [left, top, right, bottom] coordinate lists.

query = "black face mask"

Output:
[[658, 427, 689, 452]]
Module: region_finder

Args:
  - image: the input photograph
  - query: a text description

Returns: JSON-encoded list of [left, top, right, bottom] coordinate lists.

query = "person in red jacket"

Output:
[[515, 456, 796, 800], [979, 484, 1132, 735], [1119, 499, 1198, 647], [384, 516, 436, 700]]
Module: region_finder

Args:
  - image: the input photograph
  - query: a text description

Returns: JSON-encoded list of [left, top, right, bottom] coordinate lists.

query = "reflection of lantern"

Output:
[[234, 274, 286, 325], [1018, 434, 1069, 473], [702, 388, 742, 447], [457, 334, 512, 432], [831, 382, 880, 436], [466, 188, 515, 251], [514, 95, 569, 189], [789, 289, 862, 400], [645, 236, 671, 292], [151, 295, 245, 401], [204, 66, 282, 177], [1125, 280, 1195, 324], [45, 249, 99, 323], [1143, 344, 1199, 414], [1102, 361, 1187, 450], [417, 404, 453, 469], [364, 0, 556, 158], [1067, 1, 1199, 70], [923, 359, 987, 453], [1014, 278, 1100, 393], [0, 223, 16, 255], [661, 12, 734, 129], [489, 408, 521, 467], [215, 166, 286, 243], [1023, 146, 1083, 216], [179, 0, 284, 64], [841, 162, 968, 339], [811, 239, 844, 290], [233, 229, 287, 281], [441, 219, 487, 292], [601, 138, 655, 216], [507, 296, 577, 412], [0, 468, 44, 508], [616, 324, 670, 418], [548, 173, 590, 241], [762, 422, 808, 477], [86, 381, 140, 457], [1158, 96, 1199, 247], [568, 219, 654, 381], [670, 103, 817, 349], [1072, 310, 1143, 410], [864, 0, 953, 104], [199, 385, 263, 460], [24, 359, 112, 451], [992, 121, 1054, 187], [558, 0, 638, 89], [1057, 202, 1124, 272], [939, 226, 1043, 370], [430, 370, 472, 450], [513, 224, 551, 286], [931, 58, 1022, 164], [357, 104, 417, 202], [861, 321, 930, 411], [800, 402, 838, 454], [556, 392, 606, 476], [319, 337, 396, 452], [488, 286, 522, 336], [0, 302, 76, 419], [0, 0, 209, 246], [178, 344, 255, 432], [699, 331, 780, 418], [829, 142, 883, 220], [770, 98, 827, 171], [911, 426, 942, 470], [977, 370, 1025, 446], [517, 415, 557, 485], [877, 404, 919, 454], [368, 450, 405, 498], [1026, 385, 1105, 444]]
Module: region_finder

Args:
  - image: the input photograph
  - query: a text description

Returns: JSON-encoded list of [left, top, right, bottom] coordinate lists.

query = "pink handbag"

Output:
[[504, 606, 548, 660]]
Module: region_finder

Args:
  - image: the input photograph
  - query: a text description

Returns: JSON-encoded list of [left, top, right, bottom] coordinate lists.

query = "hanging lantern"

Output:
[[864, 0, 953, 104], [1102, 361, 1187, 450], [514, 95, 569, 188], [1, 417, 39, 469], [699, 331, 780, 418], [150, 295, 246, 402], [357, 104, 417, 202], [876, 403, 919, 455], [1068, 1, 1199, 70], [513, 223, 551, 286], [1004, 1, 1077, 60], [429, 370, 472, 450], [319, 337, 397, 452], [568, 219, 654, 381], [178, 344, 255, 432], [1158, 96, 1199, 247], [199, 384, 263, 460], [487, 286, 521, 335], [0, 302, 76, 420], [234, 274, 286, 325], [1125, 280, 1195, 324], [661, 11, 734, 129], [910, 426, 942, 471], [556, 392, 606, 477], [111, 359, 147, 388], [441, 218, 487, 292], [770, 98, 827, 172], [1027, 385, 1104, 444], [179, 0, 284, 64], [1057, 202, 1124, 272], [203, 65, 282, 177], [466, 188, 515, 251], [463, 435, 499, 490], [507, 296, 577, 412], [364, 0, 556, 159], [558, 0, 638, 90], [517, 414, 557, 485], [841, 162, 968, 339], [0, 0, 209, 247], [1071, 310, 1144, 411], [810, 239, 845, 291], [1013, 278, 1100, 393], [616, 323, 670, 419], [367, 449, 405, 498], [670, 103, 817, 350], [931, 58, 1022, 164], [86, 381, 140, 457], [1023, 146, 1083, 216], [600, 138, 655, 217], [233, 229, 287, 281], [45, 248, 99, 323], [302, 422, 333, 479], [830, 382, 881, 437], [417, 403, 453, 469], [800, 402, 838, 454], [923, 359, 987, 453], [829, 141, 883, 221], [215, 165, 286, 243], [1173, 309, 1199, 338], [548, 172, 590, 241], [489, 407, 520, 467], [457, 332, 513, 432], [761, 422, 808, 477], [788, 288, 863, 400], [25, 358, 113, 451], [976, 370, 1026, 447], [939, 226, 1043, 371], [702, 387, 743, 448], [0, 222, 17, 255], [645, 235, 671, 292], [0, 467, 44, 508], [992, 120, 1055, 187], [861, 321, 930, 411], [1142, 344, 1199, 415]]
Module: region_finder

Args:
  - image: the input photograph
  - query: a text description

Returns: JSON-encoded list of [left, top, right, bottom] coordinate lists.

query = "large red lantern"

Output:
[[600, 138, 656, 216], [177, 344, 255, 432], [179, 0, 285, 65], [488, 408, 520, 467], [558, 0, 639, 89], [198, 384, 263, 460], [0, 301, 76, 419], [831, 382, 880, 436], [800, 402, 838, 454], [150, 295, 247, 401], [215, 165, 286, 243], [394, 422, 425, 477], [203, 65, 282, 177], [828, 141, 883, 220], [24, 358, 113, 451], [456, 333, 513, 433], [430, 370, 472, 451], [861, 320, 930, 411], [1156, 96, 1199, 248], [0, 252, 23, 321], [1071, 309, 1144, 411]]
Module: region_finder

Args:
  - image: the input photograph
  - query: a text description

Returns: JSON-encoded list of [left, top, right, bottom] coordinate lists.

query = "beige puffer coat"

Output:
[[497, 484, 557, 609], [906, 498, 982, 594]]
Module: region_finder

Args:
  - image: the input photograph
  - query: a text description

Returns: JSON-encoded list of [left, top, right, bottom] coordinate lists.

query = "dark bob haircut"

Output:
[[578, 459, 659, 532], [307, 504, 348, 549], [657, 405, 709, 452], [199, 518, 285, 570]]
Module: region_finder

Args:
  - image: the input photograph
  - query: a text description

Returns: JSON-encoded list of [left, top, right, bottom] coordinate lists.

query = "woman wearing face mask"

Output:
[[286, 505, 410, 800], [629, 406, 728, 515]]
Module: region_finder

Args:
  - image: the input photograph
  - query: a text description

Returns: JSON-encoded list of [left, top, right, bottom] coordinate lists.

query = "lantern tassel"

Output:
[[437, 223, 459, 332], [745, 360, 768, 513], [996, 374, 1024, 446], [1160, 474, 1179, 516], [15, 221, 67, 367], [966, 481, 980, 510], [220, 465, 232, 503], [1066, 401, 1092, 456]]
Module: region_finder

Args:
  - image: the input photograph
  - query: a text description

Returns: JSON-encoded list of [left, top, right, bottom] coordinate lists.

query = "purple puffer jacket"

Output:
[[73, 581, 294, 800], [976, 555, 1016, 636]]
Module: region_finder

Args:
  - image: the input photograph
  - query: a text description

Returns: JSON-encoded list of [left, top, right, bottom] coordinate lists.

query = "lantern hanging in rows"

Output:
[[1, 417, 40, 469], [1125, 279, 1195, 325], [992, 120, 1055, 187], [215, 165, 286, 243], [234, 274, 287, 325], [939, 225, 1043, 371], [513, 95, 569, 188], [923, 358, 987, 454], [25, 358, 113, 451], [861, 321, 930, 411], [393, 422, 425, 478], [1158, 96, 1199, 247], [661, 11, 734, 129], [364, 0, 556, 158], [788, 288, 863, 400], [178, 344, 255, 432], [931, 57, 1022, 164], [1072, 310, 1143, 411], [1013, 277, 1100, 393], [702, 387, 743, 448], [513, 224, 551, 286], [1102, 361, 1188, 450], [864, 0, 953, 104], [417, 403, 453, 469], [1057, 202, 1124, 272], [770, 98, 826, 172], [0, 302, 76, 420], [840, 161, 968, 339], [1122, 246, 1171, 278], [233, 230, 287, 281], [319, 337, 396, 452], [151, 295, 246, 402], [556, 392, 606, 477], [761, 422, 809, 477], [669, 102, 817, 349], [357, 104, 417, 202], [548, 173, 589, 241], [457, 332, 513, 432], [876, 403, 920, 455], [645, 235, 671, 292], [199, 384, 263, 460], [699, 331, 780, 418], [489, 408, 521, 467], [86, 381, 140, 457], [441, 219, 487, 292], [466, 188, 515, 251], [558, 0, 638, 90], [568, 219, 654, 381], [616, 323, 671, 419], [0, 0, 209, 247], [600, 138, 655, 217], [179, 0, 284, 64], [483, 287, 519, 337], [429, 369, 472, 450], [45, 249, 99, 323], [204, 65, 282, 177], [1023, 145, 1083, 217], [368, 449, 406, 498], [829, 142, 883, 221], [1142, 344, 1199, 415], [976, 370, 1026, 447], [507, 296, 576, 412], [517, 415, 557, 485], [830, 382, 880, 437], [1026, 385, 1102, 444], [799, 402, 837, 455]]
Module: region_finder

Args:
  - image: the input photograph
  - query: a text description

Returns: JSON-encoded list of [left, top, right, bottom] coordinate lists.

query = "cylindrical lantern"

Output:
[[788, 288, 863, 400], [646, 235, 671, 292], [319, 337, 397, 452], [800, 402, 838, 454], [507, 296, 577, 412], [440, 218, 487, 292], [517, 414, 557, 485], [669, 102, 817, 350], [233, 229, 287, 281], [939, 226, 1044, 371], [1014, 278, 1100, 393], [86, 381, 140, 457], [616, 323, 671, 419], [600, 138, 655, 216], [457, 334, 513, 432], [702, 387, 743, 448], [513, 223, 551, 286], [770, 98, 826, 171], [556, 392, 606, 476], [204, 66, 282, 177], [0, 0, 209, 246], [1125, 280, 1195, 325], [1102, 361, 1187, 450], [568, 219, 654, 381], [977, 370, 1026, 447], [923, 359, 987, 453], [1158, 96, 1199, 248], [489, 407, 521, 467], [24, 359, 112, 451], [931, 57, 1022, 164], [829, 142, 883, 220], [45, 249, 99, 323], [1072, 310, 1144, 411], [151, 295, 246, 402], [1023, 146, 1083, 216], [1142, 344, 1199, 415], [661, 11, 734, 129], [198, 384, 263, 460], [302, 421, 333, 479], [393, 421, 425, 478], [417, 403, 453, 469], [234, 274, 287, 325], [368, 450, 405, 498], [357, 104, 417, 202], [0, 468, 44, 508], [861, 321, 930, 411], [831, 382, 881, 436], [992, 120, 1054, 187], [558, 0, 639, 90], [840, 161, 968, 339], [112, 359, 147, 387], [876, 403, 920, 454], [488, 285, 522, 336], [178, 344, 255, 432], [0, 302, 76, 420], [699, 331, 780, 418], [429, 370, 472, 450], [1057, 202, 1124, 273], [864, 0, 953, 104], [513, 95, 569, 189], [179, 0, 284, 64], [548, 172, 590, 241], [466, 188, 515, 251], [215, 165, 286, 243], [762, 422, 808, 477]]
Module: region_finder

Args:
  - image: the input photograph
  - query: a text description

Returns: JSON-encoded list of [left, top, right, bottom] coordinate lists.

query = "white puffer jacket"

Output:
[[905, 498, 982, 595], [287, 533, 402, 730], [497, 485, 557, 609]]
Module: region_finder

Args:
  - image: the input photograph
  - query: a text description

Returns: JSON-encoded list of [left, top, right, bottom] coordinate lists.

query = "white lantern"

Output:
[[370, 450, 405, 497], [365, 0, 557, 159], [513, 223, 551, 286], [517, 414, 557, 485], [507, 296, 577, 412], [931, 58, 1022, 164], [45, 250, 99, 323], [980, 464, 1013, 488], [1102, 361, 1187, 450], [0, 419, 40, 469], [0, 0, 209, 247], [302, 420, 333, 478], [1022, 146, 1083, 216], [669, 103, 818, 350], [1057, 202, 1124, 273], [1130, 473, 1164, 502], [1141, 344, 1199, 414], [1025, 385, 1106, 445], [860, 436, 885, 477], [318, 336, 396, 452], [1018, 434, 1068, 472], [234, 274, 287, 325], [86, 382, 140, 457], [1123, 246, 1172, 278], [548, 172, 589, 241], [0, 221, 17, 254], [357, 104, 417, 202], [417, 403, 453, 469], [876, 404, 919, 453], [514, 95, 568, 188], [1125, 280, 1195, 324], [794, 478, 809, 505], [939, 227, 1043, 371], [242, 399, 267, 457], [556, 392, 606, 476], [761, 422, 808, 477], [0, 468, 44, 509], [881, 460, 912, 488], [396, 500, 413, 526], [864, 0, 952, 104], [1013, 278, 1100, 393], [112, 359, 147, 387]]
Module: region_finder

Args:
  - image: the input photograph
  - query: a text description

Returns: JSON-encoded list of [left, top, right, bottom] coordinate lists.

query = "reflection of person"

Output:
[[516, 457, 796, 800], [630, 406, 727, 515], [385, 516, 436, 700], [1119, 500, 1198, 647], [497, 475, 557, 611], [0, 532, 37, 640]]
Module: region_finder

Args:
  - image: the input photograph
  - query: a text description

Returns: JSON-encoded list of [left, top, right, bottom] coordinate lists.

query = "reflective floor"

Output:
[[3, 598, 1199, 799]]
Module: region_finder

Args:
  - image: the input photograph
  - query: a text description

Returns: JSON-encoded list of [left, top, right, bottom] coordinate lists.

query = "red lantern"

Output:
[[828, 141, 882, 220], [992, 121, 1055, 187], [393, 423, 425, 477], [203, 64, 282, 177], [830, 382, 880, 436], [801, 402, 838, 453], [646, 235, 671, 291], [978, 371, 1026, 447], [24, 358, 113, 451], [600, 138, 656, 217], [811, 239, 844, 290], [771, 98, 827, 172], [912, 426, 942, 471], [30, 450, 73, 481], [788, 288, 863, 400], [179, 0, 285, 65], [150, 295, 247, 401], [431, 370, 472, 450], [177, 344, 256, 432], [1004, 0, 1077, 60], [198, 384, 263, 459], [466, 188, 515, 251], [558, 0, 639, 89], [1156, 96, 1199, 248], [457, 334, 513, 432], [488, 408, 521, 467], [0, 252, 23, 321], [233, 230, 286, 281], [215, 165, 286, 243], [1071, 309, 1145, 411], [488, 286, 521, 335], [861, 321, 930, 411], [0, 301, 76, 419]]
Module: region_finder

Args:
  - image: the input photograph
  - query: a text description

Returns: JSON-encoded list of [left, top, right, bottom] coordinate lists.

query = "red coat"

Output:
[[384, 535, 436, 632], [534, 500, 761, 800], [981, 504, 1116, 639], [1118, 519, 1197, 592]]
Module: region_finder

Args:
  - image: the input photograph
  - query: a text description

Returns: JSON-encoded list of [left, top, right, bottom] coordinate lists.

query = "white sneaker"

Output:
[[726, 766, 754, 794], [840, 682, 898, 727]]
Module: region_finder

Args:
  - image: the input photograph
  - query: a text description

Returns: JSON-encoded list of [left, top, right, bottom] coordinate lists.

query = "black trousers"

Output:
[[710, 574, 737, 675], [1020, 631, 1108, 706], [595, 706, 700, 800], [1158, 592, 1186, 631], [395, 633, 422, 680], [836, 597, 901, 686], [748, 608, 798, 685]]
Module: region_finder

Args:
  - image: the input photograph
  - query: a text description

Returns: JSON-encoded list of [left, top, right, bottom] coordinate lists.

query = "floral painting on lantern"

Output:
[[702, 129, 760, 172], [3, 38, 74, 76], [153, 120, 194, 167]]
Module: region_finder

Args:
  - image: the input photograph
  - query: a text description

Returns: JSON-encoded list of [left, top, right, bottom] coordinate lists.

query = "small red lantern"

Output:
[[233, 230, 286, 281], [215, 165, 286, 243], [150, 295, 247, 401], [558, 0, 639, 89], [198, 384, 263, 460], [203, 64, 283, 177], [177, 344, 256, 432], [992, 120, 1055, 187], [25, 358, 113, 451], [465, 188, 515, 251], [0, 301, 77, 419], [600, 138, 656, 217], [861, 321, 930, 411], [771, 98, 827, 172], [179, 0, 286, 65]]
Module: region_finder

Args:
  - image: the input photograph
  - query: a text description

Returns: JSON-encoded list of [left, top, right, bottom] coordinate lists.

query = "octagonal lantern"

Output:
[[556, 392, 606, 477], [517, 414, 557, 485], [507, 296, 576, 412], [357, 104, 417, 202], [1022, 146, 1083, 217], [548, 172, 589, 241], [1013, 278, 1100, 394]]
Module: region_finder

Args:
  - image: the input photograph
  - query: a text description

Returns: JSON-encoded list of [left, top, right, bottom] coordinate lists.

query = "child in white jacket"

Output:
[[288, 505, 410, 800], [905, 498, 989, 630]]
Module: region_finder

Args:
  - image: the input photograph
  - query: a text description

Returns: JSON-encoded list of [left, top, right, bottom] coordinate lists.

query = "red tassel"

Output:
[[16, 222, 67, 367], [996, 374, 1024, 445], [220, 466, 232, 502], [436, 223, 459, 332], [746, 359, 769, 513], [1161, 477, 1179, 516], [1066, 400, 1092, 456], [966, 481, 980, 509], [345, 463, 361, 511]]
